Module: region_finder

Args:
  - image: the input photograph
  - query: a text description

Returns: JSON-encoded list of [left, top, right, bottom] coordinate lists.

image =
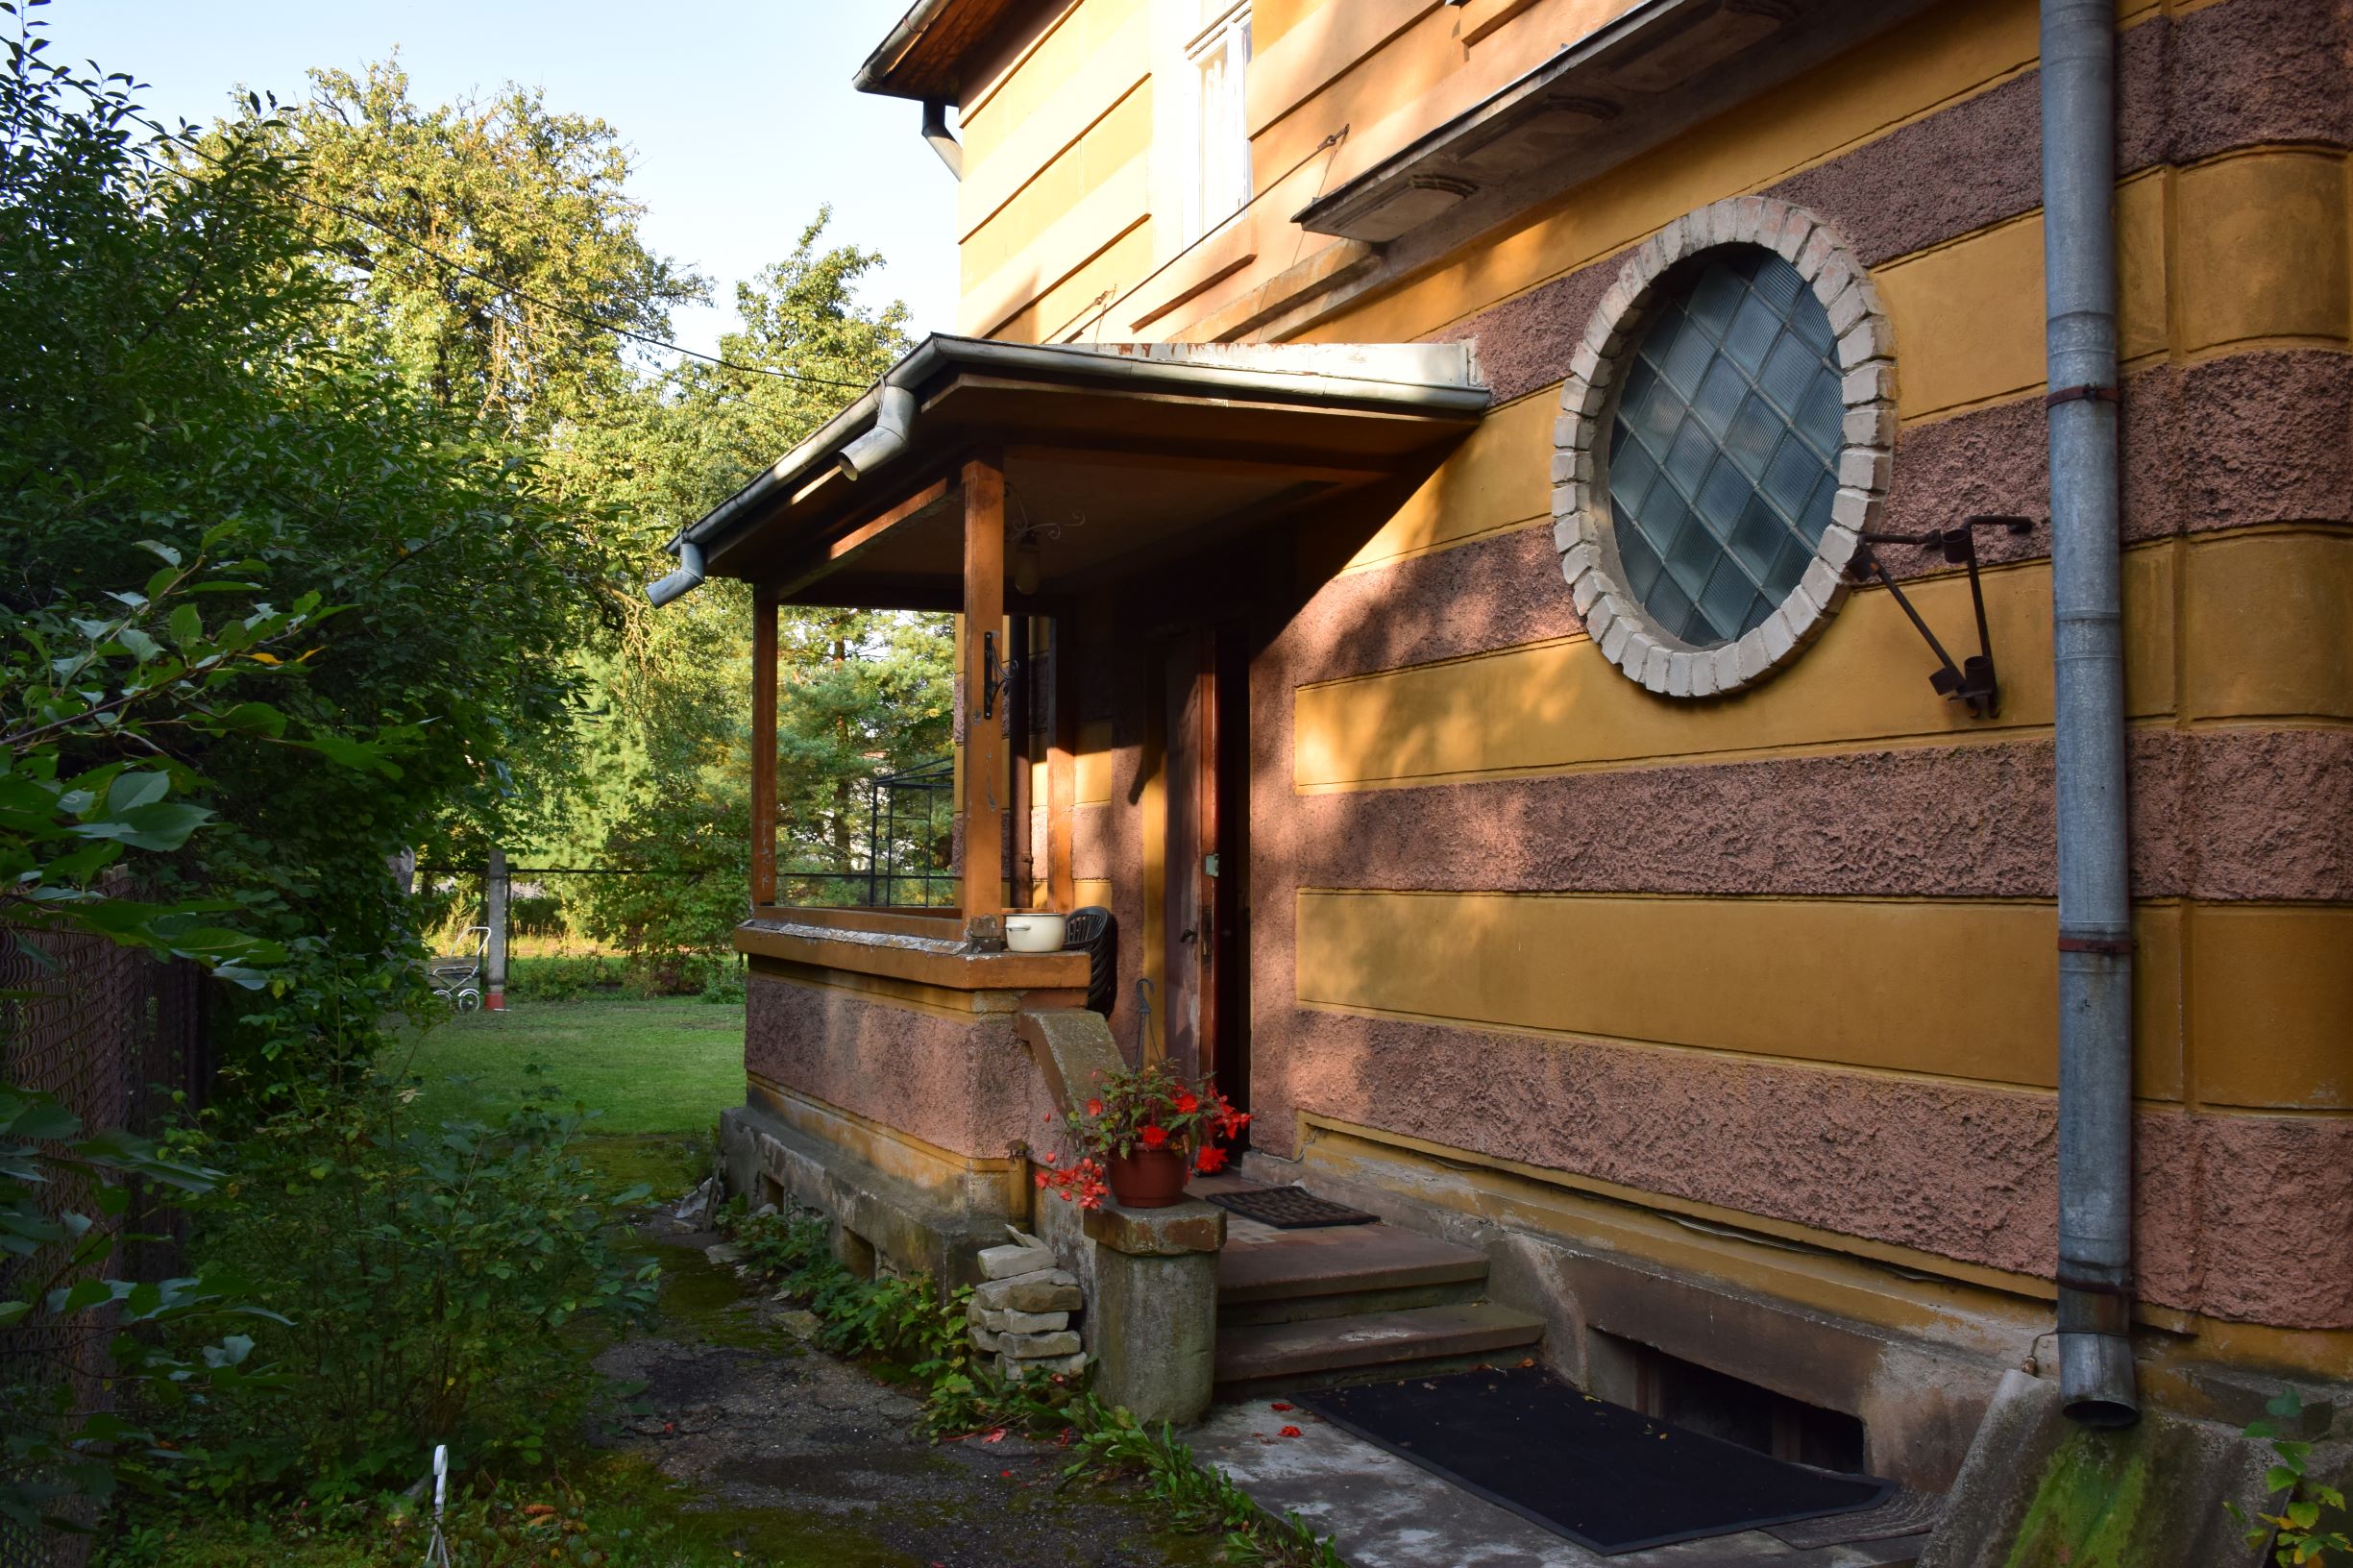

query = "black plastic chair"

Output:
[[1061, 905, 1117, 1017]]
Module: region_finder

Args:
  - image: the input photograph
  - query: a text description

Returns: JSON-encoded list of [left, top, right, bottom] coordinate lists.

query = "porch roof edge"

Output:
[[668, 333, 1489, 567]]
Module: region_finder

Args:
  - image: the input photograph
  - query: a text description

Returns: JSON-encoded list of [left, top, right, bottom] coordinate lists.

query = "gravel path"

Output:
[[589, 1219, 1214, 1568]]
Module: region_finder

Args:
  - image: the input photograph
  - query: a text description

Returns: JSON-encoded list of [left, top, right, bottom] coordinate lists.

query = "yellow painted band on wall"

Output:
[[1074, 719, 1115, 803], [1875, 150, 2351, 420], [1293, 530, 2351, 790], [993, 216, 1157, 344], [957, 5, 1151, 241], [960, 81, 1154, 317], [959, 0, 1145, 159], [1315, 157, 2344, 576], [1297, 0, 2054, 345], [1342, 390, 1555, 571], [1293, 890, 2353, 1110]]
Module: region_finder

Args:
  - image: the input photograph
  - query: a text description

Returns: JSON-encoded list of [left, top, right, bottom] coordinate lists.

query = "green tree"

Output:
[[558, 221, 956, 966], [1, 12, 620, 1075], [261, 56, 701, 441]]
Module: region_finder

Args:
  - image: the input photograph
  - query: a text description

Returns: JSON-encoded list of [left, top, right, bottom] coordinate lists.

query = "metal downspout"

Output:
[[2041, 0, 2140, 1426]]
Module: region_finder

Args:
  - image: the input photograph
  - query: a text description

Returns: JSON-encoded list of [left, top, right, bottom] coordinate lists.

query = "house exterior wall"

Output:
[[869, 0, 2352, 1455]]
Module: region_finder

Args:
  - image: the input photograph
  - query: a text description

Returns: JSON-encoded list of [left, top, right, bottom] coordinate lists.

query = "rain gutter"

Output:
[[646, 334, 1488, 598]]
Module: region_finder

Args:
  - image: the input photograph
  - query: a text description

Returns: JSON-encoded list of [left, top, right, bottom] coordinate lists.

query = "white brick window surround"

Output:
[[1552, 197, 1896, 698]]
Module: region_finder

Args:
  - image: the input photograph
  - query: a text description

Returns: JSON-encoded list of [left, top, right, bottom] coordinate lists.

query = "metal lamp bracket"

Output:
[[1847, 515, 2036, 720], [978, 629, 1020, 721]]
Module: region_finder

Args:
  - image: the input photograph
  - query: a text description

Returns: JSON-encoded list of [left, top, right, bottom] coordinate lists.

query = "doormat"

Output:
[[1203, 1186, 1378, 1230], [1766, 1486, 1944, 1548], [1295, 1365, 1894, 1556]]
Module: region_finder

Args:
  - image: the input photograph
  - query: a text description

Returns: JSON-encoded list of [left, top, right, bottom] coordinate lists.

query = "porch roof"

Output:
[[675, 333, 1489, 610]]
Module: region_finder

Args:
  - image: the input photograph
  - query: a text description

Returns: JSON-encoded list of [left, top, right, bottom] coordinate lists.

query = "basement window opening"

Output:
[[1598, 1332, 1868, 1476]]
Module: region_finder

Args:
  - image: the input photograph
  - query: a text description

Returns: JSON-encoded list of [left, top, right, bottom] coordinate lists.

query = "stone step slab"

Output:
[[1000, 1328, 1082, 1358], [979, 1241, 1059, 1280], [1000, 1349, 1088, 1382], [972, 1267, 1081, 1312], [1215, 1223, 1490, 1307], [1212, 1302, 1543, 1395]]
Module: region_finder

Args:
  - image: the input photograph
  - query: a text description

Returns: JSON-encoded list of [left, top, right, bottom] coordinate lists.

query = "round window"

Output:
[[1608, 249, 1842, 647], [1553, 198, 1894, 698]]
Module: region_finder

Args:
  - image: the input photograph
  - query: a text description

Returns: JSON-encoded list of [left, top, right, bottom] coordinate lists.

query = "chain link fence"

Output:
[[0, 920, 208, 1567]]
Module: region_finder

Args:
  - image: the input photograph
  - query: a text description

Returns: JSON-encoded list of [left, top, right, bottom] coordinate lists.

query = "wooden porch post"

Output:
[[751, 590, 778, 908], [1046, 615, 1078, 913], [960, 455, 1006, 922]]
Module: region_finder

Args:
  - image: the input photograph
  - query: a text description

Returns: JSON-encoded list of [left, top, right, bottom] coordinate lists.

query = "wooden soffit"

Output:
[[1294, 0, 1938, 246]]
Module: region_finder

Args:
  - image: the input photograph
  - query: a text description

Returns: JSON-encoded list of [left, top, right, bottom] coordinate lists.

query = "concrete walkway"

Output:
[[1191, 1399, 1933, 1568]]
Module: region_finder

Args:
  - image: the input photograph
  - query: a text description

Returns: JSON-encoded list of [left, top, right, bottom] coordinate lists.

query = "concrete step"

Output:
[[1216, 1223, 1490, 1320], [1219, 1275, 1488, 1327], [1213, 1302, 1545, 1399]]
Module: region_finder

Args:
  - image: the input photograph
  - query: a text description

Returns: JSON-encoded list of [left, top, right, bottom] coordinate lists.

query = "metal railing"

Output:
[[779, 756, 958, 910]]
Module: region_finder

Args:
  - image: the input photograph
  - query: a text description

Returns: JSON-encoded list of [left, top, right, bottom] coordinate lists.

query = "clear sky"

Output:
[[53, 1, 961, 358]]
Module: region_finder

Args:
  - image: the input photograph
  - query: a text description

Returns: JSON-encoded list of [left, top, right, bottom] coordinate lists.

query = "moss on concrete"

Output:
[[648, 1235, 774, 1351], [2001, 1425, 2163, 1568]]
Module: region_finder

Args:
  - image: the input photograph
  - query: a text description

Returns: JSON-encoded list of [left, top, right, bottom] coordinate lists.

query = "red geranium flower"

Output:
[[1193, 1145, 1228, 1175], [1174, 1090, 1199, 1114], [1086, 1097, 1105, 1117], [1140, 1123, 1169, 1150]]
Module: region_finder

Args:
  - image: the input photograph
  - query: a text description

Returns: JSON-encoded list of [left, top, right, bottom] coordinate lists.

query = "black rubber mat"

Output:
[[1296, 1365, 1895, 1556], [1203, 1185, 1377, 1229], [1767, 1487, 1945, 1548]]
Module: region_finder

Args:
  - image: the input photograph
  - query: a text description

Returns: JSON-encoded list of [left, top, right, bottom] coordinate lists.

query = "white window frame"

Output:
[[1182, 5, 1253, 245]]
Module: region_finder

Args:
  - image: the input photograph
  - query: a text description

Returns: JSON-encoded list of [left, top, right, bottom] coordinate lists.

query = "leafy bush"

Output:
[[719, 1204, 964, 1368], [1, 1090, 281, 1537], [505, 953, 626, 1001], [506, 893, 570, 940], [2228, 1390, 2351, 1566], [165, 1067, 659, 1503], [2, 8, 634, 1095]]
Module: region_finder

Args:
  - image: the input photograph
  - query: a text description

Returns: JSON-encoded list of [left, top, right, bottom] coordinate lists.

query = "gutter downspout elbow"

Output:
[[835, 383, 917, 480], [2042, 0, 2139, 1428], [922, 100, 963, 179], [646, 539, 705, 608]]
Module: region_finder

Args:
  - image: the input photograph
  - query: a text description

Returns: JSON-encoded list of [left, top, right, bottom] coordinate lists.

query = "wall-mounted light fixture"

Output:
[[1848, 515, 2036, 720]]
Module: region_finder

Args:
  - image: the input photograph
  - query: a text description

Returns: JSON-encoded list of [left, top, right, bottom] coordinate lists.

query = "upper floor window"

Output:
[[1186, 5, 1252, 242]]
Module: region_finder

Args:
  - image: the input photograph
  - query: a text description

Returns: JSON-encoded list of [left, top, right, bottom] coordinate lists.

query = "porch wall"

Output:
[[723, 958, 1063, 1283]]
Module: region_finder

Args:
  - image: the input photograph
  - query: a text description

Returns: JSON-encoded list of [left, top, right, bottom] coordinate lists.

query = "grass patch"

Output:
[[393, 996, 743, 1136], [103, 1453, 929, 1567]]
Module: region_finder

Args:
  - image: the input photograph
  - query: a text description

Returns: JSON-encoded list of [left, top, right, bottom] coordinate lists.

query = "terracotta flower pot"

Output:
[[1107, 1146, 1189, 1208]]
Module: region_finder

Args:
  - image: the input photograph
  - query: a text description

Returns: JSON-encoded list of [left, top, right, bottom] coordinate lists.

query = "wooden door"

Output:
[[1160, 625, 1249, 1120]]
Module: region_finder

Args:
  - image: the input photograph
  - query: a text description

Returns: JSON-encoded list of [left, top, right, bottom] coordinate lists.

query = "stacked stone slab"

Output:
[[968, 1226, 1086, 1382]]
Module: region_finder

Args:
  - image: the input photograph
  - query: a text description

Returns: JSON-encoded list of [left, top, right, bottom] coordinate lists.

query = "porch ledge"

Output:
[[733, 915, 1088, 992]]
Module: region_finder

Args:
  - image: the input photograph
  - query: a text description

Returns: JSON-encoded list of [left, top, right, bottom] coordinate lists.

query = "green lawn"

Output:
[[391, 995, 745, 1137]]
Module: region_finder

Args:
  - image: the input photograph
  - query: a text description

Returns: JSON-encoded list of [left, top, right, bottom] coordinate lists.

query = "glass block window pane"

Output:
[[1608, 247, 1843, 648]]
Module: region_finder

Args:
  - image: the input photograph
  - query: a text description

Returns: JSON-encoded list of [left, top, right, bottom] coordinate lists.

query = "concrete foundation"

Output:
[[719, 1099, 1013, 1287], [1919, 1370, 2292, 1568]]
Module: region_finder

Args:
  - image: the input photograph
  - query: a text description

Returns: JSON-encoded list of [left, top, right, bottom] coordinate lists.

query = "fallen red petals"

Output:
[[981, 1428, 1008, 1444], [1279, 1426, 1304, 1438], [1269, 1402, 1293, 1411]]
